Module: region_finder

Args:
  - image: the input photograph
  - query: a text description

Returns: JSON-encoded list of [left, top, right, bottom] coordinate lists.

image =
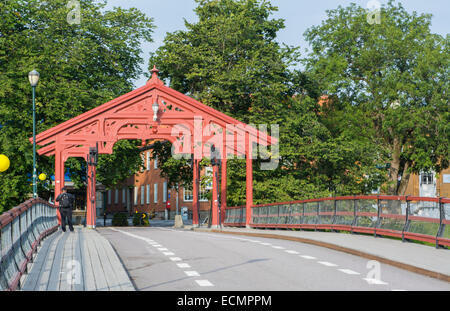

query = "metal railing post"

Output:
[[402, 196, 410, 243], [436, 198, 444, 249], [374, 195, 381, 237]]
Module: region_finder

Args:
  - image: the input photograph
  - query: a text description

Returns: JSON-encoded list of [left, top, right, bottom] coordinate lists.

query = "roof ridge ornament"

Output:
[[147, 65, 164, 86]]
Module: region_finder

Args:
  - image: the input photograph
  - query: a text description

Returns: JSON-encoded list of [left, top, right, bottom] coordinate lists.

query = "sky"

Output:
[[104, 0, 450, 88]]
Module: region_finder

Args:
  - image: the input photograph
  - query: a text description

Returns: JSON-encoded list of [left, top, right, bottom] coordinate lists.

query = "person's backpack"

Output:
[[60, 193, 73, 209]]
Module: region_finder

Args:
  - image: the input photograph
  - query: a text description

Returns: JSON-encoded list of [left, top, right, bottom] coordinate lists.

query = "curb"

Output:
[[193, 228, 450, 283]]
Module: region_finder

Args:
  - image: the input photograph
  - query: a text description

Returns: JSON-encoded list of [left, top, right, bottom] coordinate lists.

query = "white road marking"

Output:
[[177, 263, 191, 269], [363, 278, 388, 285], [272, 246, 285, 249], [163, 252, 175, 256], [196, 280, 214, 287], [285, 250, 300, 254], [392, 289, 407, 291], [318, 261, 338, 267], [338, 269, 360, 275], [247, 240, 260, 243], [184, 271, 200, 277], [157, 248, 169, 251], [259, 242, 271, 246], [170, 257, 182, 262], [300, 255, 316, 260], [152, 244, 162, 247]]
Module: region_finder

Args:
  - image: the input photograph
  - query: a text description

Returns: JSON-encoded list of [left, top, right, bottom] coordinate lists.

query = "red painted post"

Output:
[[245, 133, 253, 228], [211, 164, 220, 228], [54, 150, 64, 225], [192, 159, 199, 227], [221, 157, 227, 224]]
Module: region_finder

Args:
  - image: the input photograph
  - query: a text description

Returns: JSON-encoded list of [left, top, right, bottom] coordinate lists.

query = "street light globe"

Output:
[[0, 154, 10, 172], [28, 70, 40, 87], [39, 173, 47, 181]]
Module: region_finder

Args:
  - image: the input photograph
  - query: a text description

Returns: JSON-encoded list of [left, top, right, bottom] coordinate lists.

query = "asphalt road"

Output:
[[98, 227, 450, 291]]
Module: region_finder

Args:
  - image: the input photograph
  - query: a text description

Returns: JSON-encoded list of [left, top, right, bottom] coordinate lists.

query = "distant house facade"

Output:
[[403, 168, 450, 198], [103, 148, 213, 221]]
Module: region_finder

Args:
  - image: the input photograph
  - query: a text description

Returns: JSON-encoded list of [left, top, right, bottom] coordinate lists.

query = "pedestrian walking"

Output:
[[56, 187, 75, 232]]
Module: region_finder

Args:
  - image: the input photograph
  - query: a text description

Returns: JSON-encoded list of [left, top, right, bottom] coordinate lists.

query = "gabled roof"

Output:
[[31, 67, 277, 157]]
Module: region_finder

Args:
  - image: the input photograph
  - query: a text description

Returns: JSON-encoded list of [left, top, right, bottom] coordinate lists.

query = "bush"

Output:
[[112, 213, 128, 227], [133, 212, 150, 226]]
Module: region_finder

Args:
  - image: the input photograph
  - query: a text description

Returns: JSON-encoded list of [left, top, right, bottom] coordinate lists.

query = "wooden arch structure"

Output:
[[30, 67, 276, 228]]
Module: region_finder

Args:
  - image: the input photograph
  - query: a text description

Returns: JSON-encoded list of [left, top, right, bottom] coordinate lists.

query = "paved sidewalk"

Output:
[[21, 227, 135, 291], [193, 227, 450, 280]]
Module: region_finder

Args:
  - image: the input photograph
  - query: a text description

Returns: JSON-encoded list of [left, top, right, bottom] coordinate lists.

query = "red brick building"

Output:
[[104, 147, 213, 221]]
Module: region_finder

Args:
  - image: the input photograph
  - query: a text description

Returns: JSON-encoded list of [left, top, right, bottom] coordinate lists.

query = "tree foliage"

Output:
[[0, 0, 154, 211], [304, 0, 449, 194]]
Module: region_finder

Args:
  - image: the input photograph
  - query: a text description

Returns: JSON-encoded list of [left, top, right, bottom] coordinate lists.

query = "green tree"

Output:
[[148, 0, 387, 206], [304, 0, 449, 195], [0, 0, 154, 211]]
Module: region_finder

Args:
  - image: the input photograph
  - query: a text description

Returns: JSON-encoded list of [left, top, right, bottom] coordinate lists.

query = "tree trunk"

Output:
[[397, 161, 411, 195], [387, 138, 402, 195]]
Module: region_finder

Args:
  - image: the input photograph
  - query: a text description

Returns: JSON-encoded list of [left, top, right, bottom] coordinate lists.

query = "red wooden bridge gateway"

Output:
[[30, 67, 277, 228]]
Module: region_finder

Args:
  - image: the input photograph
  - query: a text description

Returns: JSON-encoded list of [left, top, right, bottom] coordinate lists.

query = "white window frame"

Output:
[[141, 186, 145, 205], [146, 152, 151, 171], [154, 183, 158, 203], [134, 187, 138, 206], [146, 184, 150, 204], [154, 155, 158, 169], [115, 189, 119, 204], [122, 188, 126, 204]]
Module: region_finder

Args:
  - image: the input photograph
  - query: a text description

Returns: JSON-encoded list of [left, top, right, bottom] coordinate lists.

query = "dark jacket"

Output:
[[56, 192, 75, 210]]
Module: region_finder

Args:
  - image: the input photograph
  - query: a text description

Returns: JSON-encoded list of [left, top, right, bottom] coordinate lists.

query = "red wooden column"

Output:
[[220, 157, 227, 224], [245, 133, 253, 227], [86, 160, 97, 228], [192, 159, 199, 227], [54, 150, 64, 225], [211, 164, 220, 228]]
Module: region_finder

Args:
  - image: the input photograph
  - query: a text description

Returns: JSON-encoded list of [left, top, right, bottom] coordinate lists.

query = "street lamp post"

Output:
[[28, 70, 40, 198]]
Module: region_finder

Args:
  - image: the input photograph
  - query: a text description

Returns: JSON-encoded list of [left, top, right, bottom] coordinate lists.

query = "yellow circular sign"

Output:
[[39, 173, 47, 181], [0, 154, 10, 172]]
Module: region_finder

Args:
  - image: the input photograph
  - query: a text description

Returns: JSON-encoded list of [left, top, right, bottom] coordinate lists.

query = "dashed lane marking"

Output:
[[300, 255, 316, 260], [338, 269, 360, 275], [170, 257, 182, 262], [184, 271, 200, 277], [318, 261, 338, 267], [285, 250, 300, 254], [163, 252, 176, 256], [196, 280, 214, 287], [177, 263, 191, 269]]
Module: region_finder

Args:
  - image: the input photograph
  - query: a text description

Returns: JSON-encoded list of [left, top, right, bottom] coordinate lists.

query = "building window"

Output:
[[421, 173, 434, 185], [141, 186, 145, 205], [107, 190, 111, 205], [154, 155, 158, 169], [154, 183, 158, 203], [183, 188, 193, 202], [122, 188, 126, 204], [146, 184, 150, 204], [115, 189, 119, 204], [183, 186, 209, 202], [134, 187, 138, 206], [146, 152, 151, 171], [163, 182, 167, 203], [141, 154, 145, 172]]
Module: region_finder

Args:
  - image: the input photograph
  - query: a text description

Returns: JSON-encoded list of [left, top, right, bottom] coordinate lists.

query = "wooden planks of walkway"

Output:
[[21, 227, 135, 291]]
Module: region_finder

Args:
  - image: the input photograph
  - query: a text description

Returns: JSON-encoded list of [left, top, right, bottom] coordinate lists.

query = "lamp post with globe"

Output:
[[28, 70, 40, 198]]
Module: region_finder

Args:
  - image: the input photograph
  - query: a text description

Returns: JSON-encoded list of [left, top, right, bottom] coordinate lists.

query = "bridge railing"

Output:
[[0, 198, 58, 291], [224, 196, 450, 248]]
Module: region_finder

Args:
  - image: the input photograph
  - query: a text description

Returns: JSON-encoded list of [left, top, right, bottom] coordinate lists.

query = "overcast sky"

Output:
[[104, 0, 449, 88]]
